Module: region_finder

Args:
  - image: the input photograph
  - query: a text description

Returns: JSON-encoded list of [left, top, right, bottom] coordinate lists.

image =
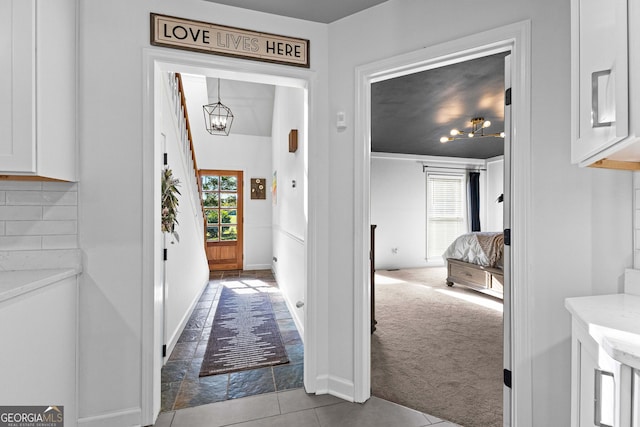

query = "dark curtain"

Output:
[[468, 172, 481, 232]]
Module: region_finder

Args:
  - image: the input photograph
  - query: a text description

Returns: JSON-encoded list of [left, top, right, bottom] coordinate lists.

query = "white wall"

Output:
[[182, 74, 274, 270], [77, 1, 329, 424], [370, 157, 427, 269], [271, 85, 307, 334], [160, 73, 209, 358], [371, 154, 499, 269], [329, 0, 632, 425]]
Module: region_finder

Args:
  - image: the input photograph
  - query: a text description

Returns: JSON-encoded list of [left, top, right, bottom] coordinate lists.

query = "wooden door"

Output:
[[201, 170, 243, 271]]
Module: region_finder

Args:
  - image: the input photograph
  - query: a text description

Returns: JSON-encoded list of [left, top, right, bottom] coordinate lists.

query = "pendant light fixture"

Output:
[[440, 117, 504, 143], [203, 78, 234, 136]]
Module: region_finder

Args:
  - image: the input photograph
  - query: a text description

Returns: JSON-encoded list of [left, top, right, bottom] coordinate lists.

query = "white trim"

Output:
[[244, 263, 273, 270], [372, 151, 486, 166], [273, 224, 305, 244], [486, 155, 506, 164], [354, 20, 532, 425], [77, 407, 141, 427], [314, 375, 355, 402], [141, 47, 318, 426], [164, 278, 209, 363]]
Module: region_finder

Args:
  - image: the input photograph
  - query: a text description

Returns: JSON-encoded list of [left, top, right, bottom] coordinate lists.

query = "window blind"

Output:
[[426, 173, 467, 260]]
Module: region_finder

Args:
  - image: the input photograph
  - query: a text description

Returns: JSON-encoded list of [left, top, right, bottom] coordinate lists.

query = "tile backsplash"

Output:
[[0, 181, 80, 271]]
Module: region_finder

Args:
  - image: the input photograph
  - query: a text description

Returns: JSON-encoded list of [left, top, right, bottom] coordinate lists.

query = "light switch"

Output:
[[337, 111, 346, 129]]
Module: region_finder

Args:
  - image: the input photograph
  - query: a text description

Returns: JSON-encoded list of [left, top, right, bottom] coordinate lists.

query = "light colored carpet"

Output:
[[371, 267, 503, 427]]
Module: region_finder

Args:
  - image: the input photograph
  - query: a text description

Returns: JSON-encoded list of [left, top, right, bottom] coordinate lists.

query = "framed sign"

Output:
[[150, 13, 310, 68]]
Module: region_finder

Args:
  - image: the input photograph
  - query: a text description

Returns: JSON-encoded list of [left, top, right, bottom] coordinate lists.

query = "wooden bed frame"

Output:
[[446, 258, 504, 299]]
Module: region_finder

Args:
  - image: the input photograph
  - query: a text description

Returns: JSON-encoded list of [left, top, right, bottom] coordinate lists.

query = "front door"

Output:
[[201, 170, 243, 271]]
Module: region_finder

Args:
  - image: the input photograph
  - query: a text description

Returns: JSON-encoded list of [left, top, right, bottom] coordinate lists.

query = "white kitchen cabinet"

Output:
[[566, 294, 640, 427], [570, 0, 640, 169], [0, 270, 79, 426], [0, 0, 76, 181], [571, 318, 633, 427]]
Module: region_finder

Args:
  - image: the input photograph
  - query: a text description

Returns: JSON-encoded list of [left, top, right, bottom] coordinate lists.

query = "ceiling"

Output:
[[372, 52, 507, 159], [204, 0, 389, 23], [206, 78, 275, 137]]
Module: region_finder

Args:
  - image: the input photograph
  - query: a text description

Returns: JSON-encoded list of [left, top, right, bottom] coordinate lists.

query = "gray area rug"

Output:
[[371, 267, 503, 427], [199, 285, 289, 376]]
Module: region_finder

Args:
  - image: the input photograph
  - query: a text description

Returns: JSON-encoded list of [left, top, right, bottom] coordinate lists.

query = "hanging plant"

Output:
[[161, 167, 181, 243]]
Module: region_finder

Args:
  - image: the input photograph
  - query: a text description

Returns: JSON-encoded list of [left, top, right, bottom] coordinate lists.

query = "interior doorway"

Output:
[[353, 21, 532, 427], [141, 50, 317, 425], [369, 51, 509, 427]]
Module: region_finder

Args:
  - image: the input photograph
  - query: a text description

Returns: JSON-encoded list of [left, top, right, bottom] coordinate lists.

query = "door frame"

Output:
[[141, 48, 317, 425], [201, 169, 244, 271], [353, 21, 532, 426]]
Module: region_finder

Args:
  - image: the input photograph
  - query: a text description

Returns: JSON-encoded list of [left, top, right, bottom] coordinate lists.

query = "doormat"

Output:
[[199, 285, 289, 376]]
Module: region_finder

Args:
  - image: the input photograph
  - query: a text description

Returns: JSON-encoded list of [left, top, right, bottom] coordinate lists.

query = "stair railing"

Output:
[[167, 72, 205, 238]]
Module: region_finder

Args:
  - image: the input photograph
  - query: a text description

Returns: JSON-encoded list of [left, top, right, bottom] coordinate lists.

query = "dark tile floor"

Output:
[[161, 270, 304, 412]]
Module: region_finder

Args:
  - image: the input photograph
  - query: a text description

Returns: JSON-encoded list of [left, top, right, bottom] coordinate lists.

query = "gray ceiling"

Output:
[[372, 52, 507, 159], [204, 0, 389, 23]]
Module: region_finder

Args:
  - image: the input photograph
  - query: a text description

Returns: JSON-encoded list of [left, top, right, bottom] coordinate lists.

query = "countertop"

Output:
[[0, 268, 81, 303], [565, 293, 640, 370]]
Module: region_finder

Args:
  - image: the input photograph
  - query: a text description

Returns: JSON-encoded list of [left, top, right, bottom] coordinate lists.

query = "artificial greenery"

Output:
[[161, 167, 181, 243]]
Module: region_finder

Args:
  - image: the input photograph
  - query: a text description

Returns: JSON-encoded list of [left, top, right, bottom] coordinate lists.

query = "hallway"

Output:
[[158, 270, 461, 427], [161, 270, 304, 411]]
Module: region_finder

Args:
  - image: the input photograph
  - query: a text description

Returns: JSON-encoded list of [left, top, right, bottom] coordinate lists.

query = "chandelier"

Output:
[[203, 78, 234, 136], [440, 117, 504, 143]]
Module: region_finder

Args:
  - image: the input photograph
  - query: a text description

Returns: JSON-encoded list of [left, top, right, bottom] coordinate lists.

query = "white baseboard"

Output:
[[245, 263, 272, 270], [281, 292, 304, 342], [314, 374, 355, 402], [78, 407, 141, 427], [165, 276, 209, 362]]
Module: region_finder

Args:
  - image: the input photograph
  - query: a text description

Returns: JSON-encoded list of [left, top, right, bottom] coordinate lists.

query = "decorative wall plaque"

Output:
[[289, 129, 298, 153], [250, 178, 266, 200]]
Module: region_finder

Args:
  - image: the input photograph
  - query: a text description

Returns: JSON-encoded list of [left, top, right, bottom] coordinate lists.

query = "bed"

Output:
[[442, 231, 505, 299]]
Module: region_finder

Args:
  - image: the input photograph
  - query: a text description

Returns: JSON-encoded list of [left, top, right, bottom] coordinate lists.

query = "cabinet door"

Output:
[[576, 335, 601, 427], [571, 0, 629, 163], [35, 0, 76, 181], [0, 0, 36, 173], [572, 319, 631, 427]]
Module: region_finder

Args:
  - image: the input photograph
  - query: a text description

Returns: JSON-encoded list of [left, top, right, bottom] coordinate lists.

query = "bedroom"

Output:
[[369, 51, 508, 427]]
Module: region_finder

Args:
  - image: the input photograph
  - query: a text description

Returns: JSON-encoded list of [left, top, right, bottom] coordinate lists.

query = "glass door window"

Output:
[[202, 174, 239, 242]]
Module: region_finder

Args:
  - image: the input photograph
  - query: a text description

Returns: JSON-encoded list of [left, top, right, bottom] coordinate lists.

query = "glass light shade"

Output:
[[483, 120, 491, 128], [450, 129, 460, 136]]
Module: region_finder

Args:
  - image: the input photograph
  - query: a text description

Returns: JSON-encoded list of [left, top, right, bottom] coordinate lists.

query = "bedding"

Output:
[[442, 231, 504, 268]]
